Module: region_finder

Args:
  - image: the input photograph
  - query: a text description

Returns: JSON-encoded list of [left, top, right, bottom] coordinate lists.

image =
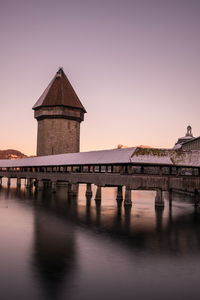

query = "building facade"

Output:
[[33, 68, 86, 156], [181, 136, 200, 150], [173, 125, 200, 150]]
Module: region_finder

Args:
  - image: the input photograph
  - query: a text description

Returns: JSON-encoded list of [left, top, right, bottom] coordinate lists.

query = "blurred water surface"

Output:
[[0, 179, 200, 300]]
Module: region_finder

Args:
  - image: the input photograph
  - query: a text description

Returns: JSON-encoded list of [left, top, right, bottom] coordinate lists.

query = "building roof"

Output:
[[33, 68, 86, 112], [0, 148, 135, 168], [181, 135, 200, 146], [0, 147, 200, 168]]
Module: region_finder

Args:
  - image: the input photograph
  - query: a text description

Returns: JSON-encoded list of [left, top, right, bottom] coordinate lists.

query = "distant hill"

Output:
[[116, 144, 152, 149], [0, 149, 27, 159], [137, 145, 152, 148]]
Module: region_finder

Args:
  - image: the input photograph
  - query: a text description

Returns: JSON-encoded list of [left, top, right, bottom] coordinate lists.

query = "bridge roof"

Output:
[[33, 68, 86, 112], [0, 148, 136, 167], [0, 147, 200, 168]]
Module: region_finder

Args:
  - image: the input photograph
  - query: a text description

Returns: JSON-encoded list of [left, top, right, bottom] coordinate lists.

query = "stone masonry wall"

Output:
[[37, 118, 80, 156]]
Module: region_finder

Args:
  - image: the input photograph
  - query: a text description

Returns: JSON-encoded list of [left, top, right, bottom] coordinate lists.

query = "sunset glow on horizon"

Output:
[[0, 0, 200, 156]]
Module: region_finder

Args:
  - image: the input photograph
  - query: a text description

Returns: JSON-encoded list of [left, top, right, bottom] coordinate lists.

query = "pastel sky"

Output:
[[0, 0, 200, 155]]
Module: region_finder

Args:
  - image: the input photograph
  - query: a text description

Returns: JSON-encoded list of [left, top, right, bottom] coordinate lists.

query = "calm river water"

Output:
[[0, 179, 200, 300]]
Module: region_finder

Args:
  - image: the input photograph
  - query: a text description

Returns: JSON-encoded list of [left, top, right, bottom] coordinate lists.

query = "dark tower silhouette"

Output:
[[33, 68, 86, 156]]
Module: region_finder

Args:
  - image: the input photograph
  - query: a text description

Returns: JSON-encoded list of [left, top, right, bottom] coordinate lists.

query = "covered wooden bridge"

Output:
[[1, 147, 200, 207]]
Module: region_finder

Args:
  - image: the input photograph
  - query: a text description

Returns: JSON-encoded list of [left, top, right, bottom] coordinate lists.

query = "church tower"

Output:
[[33, 68, 86, 156]]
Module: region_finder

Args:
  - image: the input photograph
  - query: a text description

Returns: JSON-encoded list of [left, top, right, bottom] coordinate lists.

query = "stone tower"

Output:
[[33, 68, 86, 156]]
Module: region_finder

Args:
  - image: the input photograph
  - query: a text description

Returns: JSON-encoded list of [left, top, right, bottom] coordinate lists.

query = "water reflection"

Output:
[[35, 189, 78, 299], [85, 195, 92, 225], [33, 207, 76, 300], [2, 186, 200, 253], [23, 187, 200, 255], [1, 185, 200, 300]]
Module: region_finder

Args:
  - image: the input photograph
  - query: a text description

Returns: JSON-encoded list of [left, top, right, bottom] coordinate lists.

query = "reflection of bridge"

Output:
[[5, 187, 200, 256], [1, 147, 200, 207], [2, 187, 200, 299]]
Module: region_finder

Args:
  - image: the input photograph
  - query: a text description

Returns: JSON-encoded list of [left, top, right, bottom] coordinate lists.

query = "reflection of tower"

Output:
[[33, 68, 86, 156], [32, 209, 76, 299]]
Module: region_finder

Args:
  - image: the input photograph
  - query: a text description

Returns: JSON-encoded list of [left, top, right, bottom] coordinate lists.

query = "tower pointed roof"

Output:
[[33, 68, 86, 112]]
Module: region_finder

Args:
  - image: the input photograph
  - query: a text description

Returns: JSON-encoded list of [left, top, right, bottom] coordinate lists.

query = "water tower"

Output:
[[33, 68, 86, 156]]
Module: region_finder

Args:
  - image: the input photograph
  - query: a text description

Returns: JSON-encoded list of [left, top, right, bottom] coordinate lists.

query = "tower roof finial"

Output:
[[58, 66, 63, 72]]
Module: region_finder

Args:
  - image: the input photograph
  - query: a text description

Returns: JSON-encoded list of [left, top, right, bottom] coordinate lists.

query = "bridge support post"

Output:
[[17, 178, 21, 189], [7, 177, 11, 188], [71, 183, 78, 197], [155, 189, 164, 207], [95, 186, 101, 201], [26, 178, 32, 189], [116, 186, 123, 208], [51, 181, 57, 193], [37, 180, 43, 191], [116, 186, 123, 201], [68, 183, 72, 196], [124, 186, 132, 206], [30, 179, 34, 189], [86, 183, 92, 197]]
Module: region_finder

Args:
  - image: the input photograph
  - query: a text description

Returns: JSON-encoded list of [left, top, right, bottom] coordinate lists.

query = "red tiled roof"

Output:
[[33, 68, 86, 112]]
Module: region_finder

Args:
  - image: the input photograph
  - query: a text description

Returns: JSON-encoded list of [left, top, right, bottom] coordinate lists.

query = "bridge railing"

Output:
[[0, 164, 200, 177]]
